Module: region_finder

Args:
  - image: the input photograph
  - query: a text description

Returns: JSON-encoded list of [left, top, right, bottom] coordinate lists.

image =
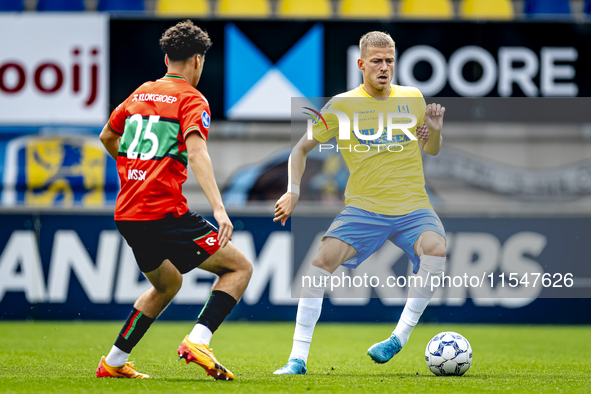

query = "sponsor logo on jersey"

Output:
[[132, 93, 178, 104], [201, 110, 210, 128], [127, 169, 146, 181]]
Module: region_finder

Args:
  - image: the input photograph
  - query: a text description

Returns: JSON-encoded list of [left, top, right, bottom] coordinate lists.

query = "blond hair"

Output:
[[359, 31, 395, 58]]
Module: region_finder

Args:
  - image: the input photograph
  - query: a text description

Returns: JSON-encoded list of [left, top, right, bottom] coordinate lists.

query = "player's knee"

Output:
[[153, 272, 182, 296], [311, 255, 331, 272], [421, 237, 447, 257], [226, 252, 253, 281], [241, 257, 253, 281], [171, 274, 183, 294]]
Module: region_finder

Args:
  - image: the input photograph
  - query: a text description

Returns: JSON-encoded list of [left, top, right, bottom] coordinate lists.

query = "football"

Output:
[[425, 331, 473, 376]]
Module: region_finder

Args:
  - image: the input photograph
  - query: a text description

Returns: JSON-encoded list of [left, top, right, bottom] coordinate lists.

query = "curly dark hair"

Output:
[[159, 20, 212, 61]]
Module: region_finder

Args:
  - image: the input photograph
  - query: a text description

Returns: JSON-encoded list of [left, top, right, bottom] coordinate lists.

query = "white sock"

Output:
[[105, 345, 129, 367], [289, 266, 330, 363], [290, 339, 313, 364], [188, 323, 213, 346], [393, 255, 445, 347]]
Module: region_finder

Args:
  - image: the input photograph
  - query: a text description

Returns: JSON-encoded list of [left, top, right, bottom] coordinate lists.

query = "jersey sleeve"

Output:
[[415, 94, 429, 141], [312, 98, 340, 143], [107, 99, 128, 136], [180, 94, 211, 142]]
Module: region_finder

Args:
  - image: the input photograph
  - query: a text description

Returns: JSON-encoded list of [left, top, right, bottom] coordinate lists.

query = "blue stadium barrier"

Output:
[[97, 0, 144, 12], [524, 0, 571, 17], [0, 0, 24, 11], [37, 0, 85, 11]]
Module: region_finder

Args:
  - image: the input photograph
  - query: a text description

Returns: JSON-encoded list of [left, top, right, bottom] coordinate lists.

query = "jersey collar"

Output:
[[359, 84, 395, 98], [162, 73, 187, 82]]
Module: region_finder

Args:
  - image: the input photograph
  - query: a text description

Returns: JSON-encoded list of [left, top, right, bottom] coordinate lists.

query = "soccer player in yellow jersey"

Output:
[[273, 31, 447, 374]]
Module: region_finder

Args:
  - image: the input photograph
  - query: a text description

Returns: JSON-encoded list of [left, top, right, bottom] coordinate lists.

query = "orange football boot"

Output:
[[96, 356, 149, 379], [177, 335, 235, 381]]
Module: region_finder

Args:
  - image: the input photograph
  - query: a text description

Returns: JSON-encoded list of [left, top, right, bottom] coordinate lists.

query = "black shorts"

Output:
[[116, 211, 220, 274]]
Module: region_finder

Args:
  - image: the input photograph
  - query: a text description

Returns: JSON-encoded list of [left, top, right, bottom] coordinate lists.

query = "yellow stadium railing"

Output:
[[338, 0, 393, 19], [277, 0, 332, 19], [155, 0, 210, 17], [459, 0, 514, 20], [399, 0, 453, 19], [217, 0, 271, 18]]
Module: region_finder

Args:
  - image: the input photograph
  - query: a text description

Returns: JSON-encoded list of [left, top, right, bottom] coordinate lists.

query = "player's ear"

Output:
[[194, 54, 200, 70], [164, 55, 169, 67], [357, 58, 364, 71]]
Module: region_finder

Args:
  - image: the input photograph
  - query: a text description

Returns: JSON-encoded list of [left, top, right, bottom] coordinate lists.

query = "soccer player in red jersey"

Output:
[[96, 20, 252, 380]]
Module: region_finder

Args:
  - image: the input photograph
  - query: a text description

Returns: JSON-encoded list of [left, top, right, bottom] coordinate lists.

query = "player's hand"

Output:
[[424, 103, 445, 133], [213, 209, 233, 248], [273, 192, 299, 226]]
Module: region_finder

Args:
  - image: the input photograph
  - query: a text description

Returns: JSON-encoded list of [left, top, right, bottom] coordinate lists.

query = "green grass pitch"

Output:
[[0, 321, 590, 393]]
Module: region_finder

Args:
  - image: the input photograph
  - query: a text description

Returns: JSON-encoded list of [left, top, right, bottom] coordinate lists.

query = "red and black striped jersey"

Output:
[[107, 73, 211, 221]]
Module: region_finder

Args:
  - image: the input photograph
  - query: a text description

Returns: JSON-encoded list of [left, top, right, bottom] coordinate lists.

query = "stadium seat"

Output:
[[98, 0, 144, 12], [585, 0, 591, 15], [399, 0, 453, 19], [338, 0, 393, 19], [155, 0, 210, 17], [37, 0, 85, 11], [0, 0, 24, 11], [524, 0, 571, 17], [459, 0, 514, 20], [277, 0, 332, 19], [217, 0, 271, 17]]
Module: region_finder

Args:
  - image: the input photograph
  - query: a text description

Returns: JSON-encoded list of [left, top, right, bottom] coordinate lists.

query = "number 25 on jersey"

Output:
[[126, 114, 160, 161]]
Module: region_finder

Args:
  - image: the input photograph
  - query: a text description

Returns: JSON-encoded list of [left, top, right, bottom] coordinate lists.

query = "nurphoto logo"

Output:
[[302, 106, 418, 153]]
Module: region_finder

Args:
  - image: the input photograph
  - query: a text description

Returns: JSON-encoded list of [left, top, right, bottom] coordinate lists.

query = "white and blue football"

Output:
[[425, 331, 473, 376]]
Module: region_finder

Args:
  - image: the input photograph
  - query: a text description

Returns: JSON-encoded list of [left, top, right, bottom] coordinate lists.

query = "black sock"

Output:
[[114, 308, 155, 353], [196, 290, 237, 333]]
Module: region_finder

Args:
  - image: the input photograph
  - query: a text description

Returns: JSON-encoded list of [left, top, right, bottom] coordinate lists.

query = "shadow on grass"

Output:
[[154, 378, 237, 383], [302, 372, 482, 379]]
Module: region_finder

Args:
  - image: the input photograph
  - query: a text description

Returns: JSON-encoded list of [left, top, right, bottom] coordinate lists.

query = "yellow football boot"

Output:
[[96, 356, 149, 379], [177, 335, 235, 381]]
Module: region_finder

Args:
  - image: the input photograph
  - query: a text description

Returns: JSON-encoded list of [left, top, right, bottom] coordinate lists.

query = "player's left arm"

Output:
[[419, 103, 445, 156], [185, 132, 233, 248], [181, 94, 233, 247]]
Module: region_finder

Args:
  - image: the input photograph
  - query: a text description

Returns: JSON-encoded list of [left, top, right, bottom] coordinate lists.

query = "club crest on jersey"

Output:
[[201, 111, 210, 128]]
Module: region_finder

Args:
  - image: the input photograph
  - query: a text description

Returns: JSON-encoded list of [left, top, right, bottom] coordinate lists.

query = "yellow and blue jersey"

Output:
[[312, 84, 432, 216]]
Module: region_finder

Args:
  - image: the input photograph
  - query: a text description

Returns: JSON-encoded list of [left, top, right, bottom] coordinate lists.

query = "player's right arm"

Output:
[[275, 99, 339, 225], [273, 135, 319, 226], [100, 102, 126, 160], [99, 124, 121, 160]]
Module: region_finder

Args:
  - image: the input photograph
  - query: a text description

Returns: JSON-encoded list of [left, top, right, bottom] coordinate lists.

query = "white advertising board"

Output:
[[0, 14, 108, 125]]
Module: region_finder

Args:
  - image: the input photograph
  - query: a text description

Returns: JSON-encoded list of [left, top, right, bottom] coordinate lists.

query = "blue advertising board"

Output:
[[0, 212, 589, 323]]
